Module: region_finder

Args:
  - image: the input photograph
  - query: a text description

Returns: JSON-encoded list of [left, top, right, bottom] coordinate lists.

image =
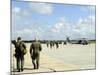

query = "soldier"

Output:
[[13, 37, 27, 72], [50, 41, 53, 49], [55, 41, 59, 49], [46, 41, 49, 48], [66, 37, 71, 44], [30, 39, 42, 69], [52, 41, 55, 47]]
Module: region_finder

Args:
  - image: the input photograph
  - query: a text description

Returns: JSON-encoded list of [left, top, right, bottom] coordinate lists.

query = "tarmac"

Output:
[[11, 43, 95, 74]]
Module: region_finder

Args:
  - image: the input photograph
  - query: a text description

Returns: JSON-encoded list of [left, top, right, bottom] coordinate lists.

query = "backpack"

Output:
[[19, 42, 27, 55]]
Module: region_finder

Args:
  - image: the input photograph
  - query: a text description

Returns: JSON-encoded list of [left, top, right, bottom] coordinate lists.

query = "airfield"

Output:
[[11, 42, 96, 74]]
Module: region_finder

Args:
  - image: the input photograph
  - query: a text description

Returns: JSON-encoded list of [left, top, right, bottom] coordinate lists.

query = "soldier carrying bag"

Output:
[[14, 42, 27, 58]]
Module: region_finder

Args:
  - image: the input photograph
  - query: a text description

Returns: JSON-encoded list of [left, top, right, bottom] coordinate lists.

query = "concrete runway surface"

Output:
[[11, 43, 96, 74]]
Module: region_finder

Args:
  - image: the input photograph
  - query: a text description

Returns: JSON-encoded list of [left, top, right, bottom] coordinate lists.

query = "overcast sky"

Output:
[[12, 1, 95, 40]]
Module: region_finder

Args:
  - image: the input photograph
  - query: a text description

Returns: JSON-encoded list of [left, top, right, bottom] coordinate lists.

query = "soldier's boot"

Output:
[[21, 64, 23, 71], [18, 69, 20, 72], [20, 68, 23, 72]]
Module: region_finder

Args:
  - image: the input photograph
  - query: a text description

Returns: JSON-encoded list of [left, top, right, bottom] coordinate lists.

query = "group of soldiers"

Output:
[[12, 37, 42, 72], [12, 36, 88, 72], [46, 41, 59, 49]]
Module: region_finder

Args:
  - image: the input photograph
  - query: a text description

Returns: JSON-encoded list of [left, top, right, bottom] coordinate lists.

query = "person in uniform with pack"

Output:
[[55, 41, 59, 49], [30, 39, 42, 69], [13, 37, 27, 72]]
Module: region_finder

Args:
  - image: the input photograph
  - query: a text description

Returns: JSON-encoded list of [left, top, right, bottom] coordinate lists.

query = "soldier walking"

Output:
[[46, 41, 49, 48], [30, 39, 42, 69], [13, 37, 27, 72], [50, 41, 53, 49], [55, 42, 59, 48], [52, 41, 55, 47]]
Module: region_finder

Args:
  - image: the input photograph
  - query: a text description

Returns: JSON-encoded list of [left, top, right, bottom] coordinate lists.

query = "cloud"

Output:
[[12, 26, 43, 40], [47, 17, 72, 40], [88, 6, 95, 11], [12, 6, 95, 40], [48, 15, 95, 40], [12, 2, 54, 40], [29, 2, 53, 15], [50, 17, 66, 33], [12, 2, 95, 40], [74, 15, 95, 39], [12, 6, 36, 32], [51, 23, 64, 33], [81, 6, 95, 12], [12, 15, 95, 40], [12, 6, 44, 40], [12, 7, 21, 14]]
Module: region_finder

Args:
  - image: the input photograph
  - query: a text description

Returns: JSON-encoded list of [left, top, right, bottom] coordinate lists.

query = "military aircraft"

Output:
[[71, 38, 89, 45]]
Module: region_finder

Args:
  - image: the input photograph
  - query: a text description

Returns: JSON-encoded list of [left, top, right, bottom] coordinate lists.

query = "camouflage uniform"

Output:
[[13, 37, 26, 72], [30, 40, 42, 69]]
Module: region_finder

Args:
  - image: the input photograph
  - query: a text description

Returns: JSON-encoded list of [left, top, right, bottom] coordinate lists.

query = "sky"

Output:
[[12, 1, 96, 40]]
